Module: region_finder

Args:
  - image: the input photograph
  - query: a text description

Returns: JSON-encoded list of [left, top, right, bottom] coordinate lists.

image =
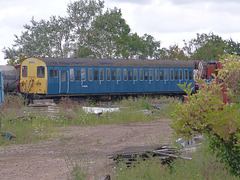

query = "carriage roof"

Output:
[[28, 57, 194, 68]]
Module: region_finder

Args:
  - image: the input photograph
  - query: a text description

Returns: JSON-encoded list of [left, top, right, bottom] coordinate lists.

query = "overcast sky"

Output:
[[1, 0, 240, 65]]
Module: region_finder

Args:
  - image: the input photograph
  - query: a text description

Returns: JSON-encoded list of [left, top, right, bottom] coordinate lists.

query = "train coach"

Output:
[[0, 65, 19, 92], [20, 57, 194, 99]]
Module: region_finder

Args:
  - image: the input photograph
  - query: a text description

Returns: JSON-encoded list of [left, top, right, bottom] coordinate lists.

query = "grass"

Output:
[[0, 114, 58, 145], [0, 95, 174, 145], [65, 153, 89, 180], [0, 95, 238, 179], [114, 142, 239, 180], [59, 135, 73, 146], [63, 137, 240, 180]]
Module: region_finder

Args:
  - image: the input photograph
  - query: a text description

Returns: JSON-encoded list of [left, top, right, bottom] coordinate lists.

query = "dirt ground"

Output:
[[0, 119, 173, 180]]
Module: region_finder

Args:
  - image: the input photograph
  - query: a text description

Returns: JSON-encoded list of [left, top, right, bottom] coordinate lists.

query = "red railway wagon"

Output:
[[186, 61, 229, 104]]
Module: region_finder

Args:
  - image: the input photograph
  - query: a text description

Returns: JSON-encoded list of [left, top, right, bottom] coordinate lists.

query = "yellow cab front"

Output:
[[20, 57, 47, 94]]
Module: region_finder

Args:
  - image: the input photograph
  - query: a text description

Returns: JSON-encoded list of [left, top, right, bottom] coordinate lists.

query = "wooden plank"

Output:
[[108, 144, 171, 158], [108, 144, 183, 166]]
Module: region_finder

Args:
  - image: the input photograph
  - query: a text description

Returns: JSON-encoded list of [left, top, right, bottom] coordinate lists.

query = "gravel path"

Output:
[[0, 119, 173, 180]]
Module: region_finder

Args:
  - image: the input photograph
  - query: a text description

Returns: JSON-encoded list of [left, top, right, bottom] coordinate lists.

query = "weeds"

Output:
[[114, 142, 239, 180], [0, 94, 25, 114], [0, 95, 236, 179], [59, 135, 73, 146], [59, 97, 80, 113], [0, 96, 175, 145], [0, 114, 54, 145], [65, 153, 89, 180]]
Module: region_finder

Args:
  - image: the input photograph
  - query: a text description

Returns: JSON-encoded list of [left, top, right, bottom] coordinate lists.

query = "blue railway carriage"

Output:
[[20, 57, 194, 98]]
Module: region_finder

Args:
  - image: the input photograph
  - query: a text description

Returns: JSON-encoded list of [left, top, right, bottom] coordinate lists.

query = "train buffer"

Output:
[[0, 131, 16, 140]]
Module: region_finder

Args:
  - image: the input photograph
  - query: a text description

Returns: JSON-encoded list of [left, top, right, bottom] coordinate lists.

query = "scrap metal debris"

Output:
[[82, 106, 120, 115], [108, 144, 191, 167], [0, 131, 16, 140], [176, 134, 204, 152], [0, 112, 16, 140], [151, 101, 174, 110]]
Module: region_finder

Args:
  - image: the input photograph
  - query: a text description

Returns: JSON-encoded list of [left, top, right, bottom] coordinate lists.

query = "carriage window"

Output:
[[140, 69, 144, 81], [189, 71, 193, 80], [160, 71, 164, 80], [133, 69, 137, 81], [144, 71, 148, 81], [155, 69, 159, 81], [128, 70, 133, 81], [50, 69, 58, 78], [94, 70, 98, 81], [81, 68, 86, 81], [124, 69, 127, 81], [76, 70, 80, 81], [88, 69, 93, 81], [111, 70, 116, 81], [37, 66, 45, 78], [50, 69, 54, 78], [164, 69, 168, 81], [170, 69, 174, 81], [99, 69, 104, 81], [107, 69, 111, 81], [22, 66, 27, 77], [117, 69, 121, 81], [70, 68, 74, 82], [185, 70, 188, 80], [149, 69, 153, 81], [175, 71, 178, 80], [61, 71, 66, 82], [179, 70, 183, 81]]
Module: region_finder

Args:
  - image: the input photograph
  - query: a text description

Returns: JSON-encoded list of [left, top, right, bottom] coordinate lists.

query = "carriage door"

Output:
[[60, 70, 68, 94]]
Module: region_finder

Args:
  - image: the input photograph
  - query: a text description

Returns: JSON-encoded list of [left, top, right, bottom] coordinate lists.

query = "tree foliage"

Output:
[[4, 0, 240, 64], [183, 32, 240, 60], [3, 15, 73, 65], [2, 0, 162, 64], [171, 53, 240, 176], [67, 0, 104, 58], [89, 7, 131, 58], [161, 44, 189, 60]]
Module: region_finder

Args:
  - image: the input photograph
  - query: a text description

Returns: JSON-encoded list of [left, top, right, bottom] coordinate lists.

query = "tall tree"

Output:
[[225, 38, 240, 56], [89, 7, 130, 58], [3, 16, 72, 64], [140, 34, 161, 59], [48, 16, 72, 57], [67, 0, 104, 57], [182, 32, 240, 60], [161, 44, 188, 60], [127, 33, 146, 59], [3, 0, 164, 64], [2, 0, 105, 64]]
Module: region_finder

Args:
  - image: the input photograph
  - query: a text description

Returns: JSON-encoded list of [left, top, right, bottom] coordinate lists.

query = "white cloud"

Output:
[[106, 0, 240, 42], [1, 0, 240, 65], [0, 0, 70, 64], [106, 0, 240, 51], [107, 0, 151, 5], [169, 0, 240, 5]]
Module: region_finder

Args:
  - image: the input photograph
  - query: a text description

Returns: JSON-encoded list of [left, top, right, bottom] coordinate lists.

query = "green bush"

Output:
[[171, 53, 240, 177]]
